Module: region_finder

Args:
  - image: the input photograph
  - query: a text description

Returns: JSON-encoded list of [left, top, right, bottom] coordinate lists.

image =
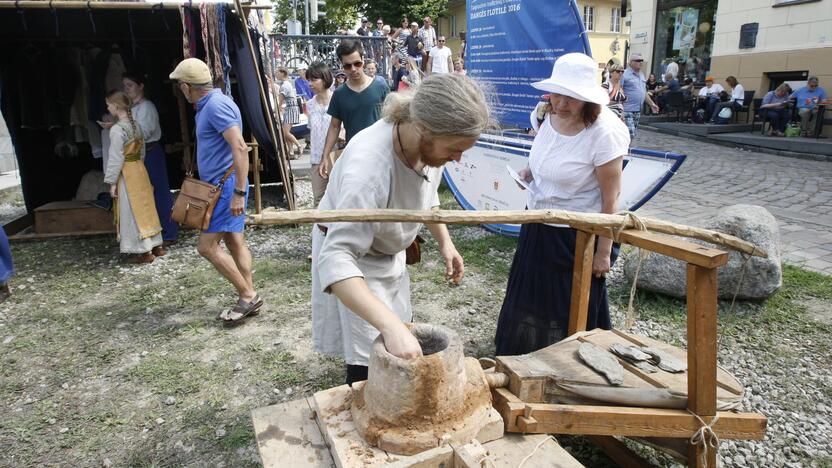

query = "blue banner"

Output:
[[467, 0, 591, 128]]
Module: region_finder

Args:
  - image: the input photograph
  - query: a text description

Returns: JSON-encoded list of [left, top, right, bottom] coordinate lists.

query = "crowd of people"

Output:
[[608, 55, 828, 138]]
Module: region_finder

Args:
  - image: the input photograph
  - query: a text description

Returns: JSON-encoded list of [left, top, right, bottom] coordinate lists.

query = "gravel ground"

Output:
[[0, 179, 830, 467]]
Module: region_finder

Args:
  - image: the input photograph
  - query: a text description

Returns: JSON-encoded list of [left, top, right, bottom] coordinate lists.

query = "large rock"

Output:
[[624, 205, 782, 300]]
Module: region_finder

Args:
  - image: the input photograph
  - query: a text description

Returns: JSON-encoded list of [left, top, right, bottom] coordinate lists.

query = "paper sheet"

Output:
[[506, 164, 532, 192]]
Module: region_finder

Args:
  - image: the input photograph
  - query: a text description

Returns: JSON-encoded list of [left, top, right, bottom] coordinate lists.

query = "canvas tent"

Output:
[[0, 0, 294, 236]]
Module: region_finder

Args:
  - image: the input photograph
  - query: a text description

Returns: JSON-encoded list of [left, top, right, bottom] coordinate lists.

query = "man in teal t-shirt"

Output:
[[319, 39, 389, 180]]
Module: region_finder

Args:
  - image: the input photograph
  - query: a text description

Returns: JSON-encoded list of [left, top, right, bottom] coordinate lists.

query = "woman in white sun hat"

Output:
[[495, 52, 631, 356]]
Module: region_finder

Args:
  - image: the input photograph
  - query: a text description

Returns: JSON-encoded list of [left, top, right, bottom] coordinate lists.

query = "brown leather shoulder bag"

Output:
[[171, 167, 234, 230]]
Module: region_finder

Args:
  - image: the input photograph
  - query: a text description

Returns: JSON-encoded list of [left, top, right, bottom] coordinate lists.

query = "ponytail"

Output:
[[126, 107, 138, 139]]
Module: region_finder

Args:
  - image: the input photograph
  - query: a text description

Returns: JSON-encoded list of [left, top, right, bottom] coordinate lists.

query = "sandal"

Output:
[[224, 294, 264, 324], [152, 246, 167, 257]]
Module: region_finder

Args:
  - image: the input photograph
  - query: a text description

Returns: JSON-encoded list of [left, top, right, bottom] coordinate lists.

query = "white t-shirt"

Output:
[[698, 83, 724, 97], [731, 84, 745, 105], [527, 106, 630, 214], [429, 46, 452, 74]]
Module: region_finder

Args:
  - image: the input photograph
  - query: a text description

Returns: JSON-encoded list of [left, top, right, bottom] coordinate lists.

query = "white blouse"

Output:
[[307, 95, 332, 165], [527, 106, 630, 214], [131, 100, 161, 143]]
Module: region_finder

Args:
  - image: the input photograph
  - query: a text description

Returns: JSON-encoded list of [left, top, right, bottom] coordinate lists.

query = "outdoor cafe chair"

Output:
[[733, 90, 756, 123]]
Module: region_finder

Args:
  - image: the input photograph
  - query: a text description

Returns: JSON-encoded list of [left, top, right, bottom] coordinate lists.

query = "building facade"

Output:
[[577, 0, 631, 79], [436, 0, 467, 63], [628, 0, 831, 95]]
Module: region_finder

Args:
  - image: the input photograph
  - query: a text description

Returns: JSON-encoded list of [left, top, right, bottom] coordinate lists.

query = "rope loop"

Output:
[[688, 410, 721, 467]]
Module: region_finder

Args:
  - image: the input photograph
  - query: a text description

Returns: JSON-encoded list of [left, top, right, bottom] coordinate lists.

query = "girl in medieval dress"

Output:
[[103, 91, 164, 264], [122, 72, 179, 246]]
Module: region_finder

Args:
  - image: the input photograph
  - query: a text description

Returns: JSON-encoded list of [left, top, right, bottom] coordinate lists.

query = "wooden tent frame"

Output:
[[0, 0, 295, 229], [252, 209, 768, 467]]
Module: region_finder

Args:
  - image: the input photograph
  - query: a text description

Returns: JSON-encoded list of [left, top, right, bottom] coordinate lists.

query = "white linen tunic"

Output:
[[311, 119, 441, 366], [131, 100, 162, 143]]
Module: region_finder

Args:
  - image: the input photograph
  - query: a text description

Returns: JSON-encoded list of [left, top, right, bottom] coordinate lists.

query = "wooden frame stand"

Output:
[[492, 228, 767, 467]]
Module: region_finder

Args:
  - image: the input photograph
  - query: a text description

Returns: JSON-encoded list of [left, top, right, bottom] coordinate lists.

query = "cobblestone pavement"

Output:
[[632, 128, 832, 275]]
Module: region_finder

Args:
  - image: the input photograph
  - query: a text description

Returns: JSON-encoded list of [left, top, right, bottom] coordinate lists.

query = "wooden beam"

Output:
[[686, 264, 719, 468], [249, 209, 764, 258], [491, 387, 525, 432], [586, 436, 653, 468], [500, 403, 766, 440], [568, 231, 596, 334], [616, 230, 728, 269], [250, 139, 263, 214]]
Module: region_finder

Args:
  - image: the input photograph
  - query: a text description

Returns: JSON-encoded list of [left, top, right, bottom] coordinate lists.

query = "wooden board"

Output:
[[497, 329, 744, 409], [311, 384, 454, 467], [471, 434, 583, 468], [253, 394, 585, 468], [252, 398, 335, 468], [34, 201, 114, 234]]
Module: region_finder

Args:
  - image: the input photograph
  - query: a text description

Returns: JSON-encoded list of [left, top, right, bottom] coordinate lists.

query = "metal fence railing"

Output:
[[269, 34, 393, 80]]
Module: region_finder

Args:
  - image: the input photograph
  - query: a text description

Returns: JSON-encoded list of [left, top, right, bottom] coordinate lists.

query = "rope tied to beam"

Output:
[[613, 211, 650, 328], [688, 410, 721, 467], [728, 246, 758, 314]]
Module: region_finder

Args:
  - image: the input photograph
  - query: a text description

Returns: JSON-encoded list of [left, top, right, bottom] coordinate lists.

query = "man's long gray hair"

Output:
[[382, 73, 493, 138]]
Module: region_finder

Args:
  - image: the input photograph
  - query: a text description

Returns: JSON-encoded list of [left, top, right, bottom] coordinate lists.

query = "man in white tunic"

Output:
[[311, 74, 492, 384]]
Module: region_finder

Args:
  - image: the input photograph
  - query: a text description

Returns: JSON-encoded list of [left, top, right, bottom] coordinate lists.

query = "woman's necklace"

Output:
[[396, 124, 429, 182]]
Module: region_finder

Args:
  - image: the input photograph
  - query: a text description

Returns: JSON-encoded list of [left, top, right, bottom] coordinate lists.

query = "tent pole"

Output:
[[233, 0, 296, 211]]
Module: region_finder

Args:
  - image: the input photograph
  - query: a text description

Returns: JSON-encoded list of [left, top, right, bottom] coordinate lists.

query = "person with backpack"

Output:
[[102, 90, 164, 264], [710, 76, 744, 124]]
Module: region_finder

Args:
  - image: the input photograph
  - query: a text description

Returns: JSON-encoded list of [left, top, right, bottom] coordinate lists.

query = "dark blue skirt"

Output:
[[494, 223, 619, 356], [144, 143, 179, 241]]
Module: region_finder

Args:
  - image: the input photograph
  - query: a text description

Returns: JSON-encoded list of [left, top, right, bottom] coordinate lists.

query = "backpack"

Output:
[[714, 106, 732, 124]]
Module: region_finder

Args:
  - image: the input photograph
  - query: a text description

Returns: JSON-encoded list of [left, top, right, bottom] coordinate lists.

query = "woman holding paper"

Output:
[[495, 53, 630, 356]]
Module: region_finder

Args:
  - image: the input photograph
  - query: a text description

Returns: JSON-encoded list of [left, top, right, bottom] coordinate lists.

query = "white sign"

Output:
[[633, 31, 649, 44]]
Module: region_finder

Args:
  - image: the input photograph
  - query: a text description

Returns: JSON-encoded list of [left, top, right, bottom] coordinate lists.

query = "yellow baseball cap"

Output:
[[169, 58, 212, 85]]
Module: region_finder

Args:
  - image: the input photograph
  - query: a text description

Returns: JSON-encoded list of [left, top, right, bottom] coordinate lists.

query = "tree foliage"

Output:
[[270, 0, 360, 35], [270, 0, 450, 35]]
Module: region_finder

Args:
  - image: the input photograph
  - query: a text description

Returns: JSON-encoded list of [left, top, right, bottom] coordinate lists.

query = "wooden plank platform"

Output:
[[252, 398, 334, 468], [253, 390, 585, 468], [34, 201, 114, 234]]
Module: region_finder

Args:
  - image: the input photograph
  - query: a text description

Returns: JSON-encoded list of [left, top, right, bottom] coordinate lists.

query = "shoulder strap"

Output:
[[216, 166, 234, 187]]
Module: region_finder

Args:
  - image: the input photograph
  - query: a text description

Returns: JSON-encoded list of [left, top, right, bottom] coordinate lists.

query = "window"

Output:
[[583, 5, 594, 31], [450, 15, 457, 38], [611, 7, 621, 33]]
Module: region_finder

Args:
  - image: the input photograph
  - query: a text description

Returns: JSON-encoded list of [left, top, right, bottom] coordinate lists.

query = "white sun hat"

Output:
[[532, 53, 609, 106]]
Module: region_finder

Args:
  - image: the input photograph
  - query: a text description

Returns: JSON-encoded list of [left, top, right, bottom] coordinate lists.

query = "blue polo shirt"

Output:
[[295, 78, 314, 101], [622, 68, 647, 112], [790, 86, 828, 109], [195, 90, 244, 183]]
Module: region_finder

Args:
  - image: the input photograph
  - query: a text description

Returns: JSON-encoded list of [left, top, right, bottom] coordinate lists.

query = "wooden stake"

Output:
[[250, 139, 262, 214], [567, 231, 595, 334], [249, 209, 765, 258], [233, 0, 296, 211], [686, 264, 719, 468]]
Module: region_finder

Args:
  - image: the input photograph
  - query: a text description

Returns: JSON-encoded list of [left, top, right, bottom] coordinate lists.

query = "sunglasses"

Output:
[[438, 40, 446, 42], [633, 59, 644, 62], [341, 60, 364, 70], [612, 70, 623, 73]]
